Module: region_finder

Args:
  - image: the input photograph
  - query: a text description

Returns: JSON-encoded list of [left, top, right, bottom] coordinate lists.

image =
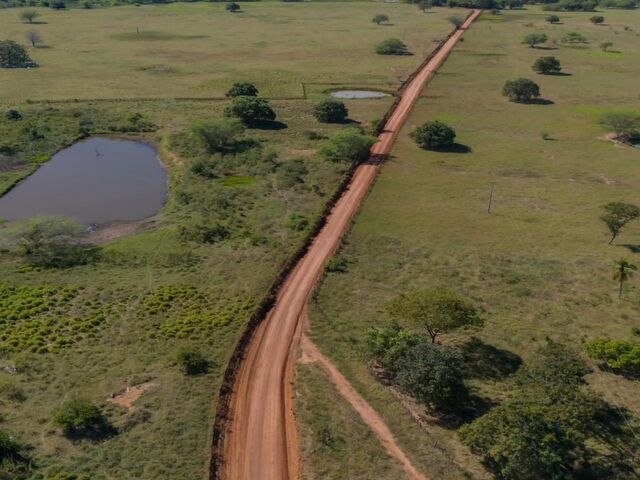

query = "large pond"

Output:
[[0, 137, 167, 225], [330, 90, 390, 99]]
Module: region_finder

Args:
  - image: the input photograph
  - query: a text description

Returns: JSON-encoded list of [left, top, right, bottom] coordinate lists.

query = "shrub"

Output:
[[0, 379, 26, 403], [326, 256, 348, 273], [532, 56, 562, 74], [411, 120, 456, 150], [313, 99, 349, 123], [0, 40, 37, 68], [0, 216, 98, 268], [53, 399, 107, 436], [176, 348, 209, 374], [585, 339, 640, 375], [600, 112, 640, 140], [0, 430, 22, 460], [4, 109, 22, 120], [546, 14, 560, 23], [590, 15, 605, 24], [375, 38, 409, 55], [319, 128, 376, 163], [225, 2, 240, 12], [51, 1, 66, 9], [502, 78, 540, 103], [192, 118, 245, 153], [448, 15, 465, 28], [178, 222, 230, 244], [562, 31, 588, 43], [522, 32, 548, 48], [600, 202, 640, 244], [226, 82, 258, 98], [372, 13, 389, 24], [286, 213, 309, 231], [599, 41, 613, 52], [224, 96, 276, 126]]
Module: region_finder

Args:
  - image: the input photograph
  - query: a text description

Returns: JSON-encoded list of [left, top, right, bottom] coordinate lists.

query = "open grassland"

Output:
[[0, 2, 463, 101], [0, 3, 462, 478], [305, 6, 640, 479]]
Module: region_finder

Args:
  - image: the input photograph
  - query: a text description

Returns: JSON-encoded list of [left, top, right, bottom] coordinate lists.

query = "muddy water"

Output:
[[0, 137, 167, 224]]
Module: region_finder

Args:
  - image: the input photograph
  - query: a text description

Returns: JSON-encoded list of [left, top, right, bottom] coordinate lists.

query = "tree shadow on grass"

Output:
[[543, 71, 572, 76], [232, 138, 261, 153], [431, 143, 472, 154], [622, 244, 640, 253], [530, 98, 555, 105], [460, 337, 523, 380], [535, 46, 559, 50], [433, 393, 496, 429], [249, 120, 288, 130], [64, 421, 118, 442]]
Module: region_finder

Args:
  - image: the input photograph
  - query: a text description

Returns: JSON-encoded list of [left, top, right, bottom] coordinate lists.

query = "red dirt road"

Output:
[[221, 11, 481, 480]]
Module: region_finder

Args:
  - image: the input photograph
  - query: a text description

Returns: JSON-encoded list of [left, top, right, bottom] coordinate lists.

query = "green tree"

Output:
[[0, 40, 36, 68], [460, 400, 583, 480], [546, 14, 560, 23], [5, 109, 22, 121], [26, 31, 43, 48], [226, 2, 240, 12], [0, 216, 97, 268], [590, 15, 605, 24], [600, 202, 640, 244], [375, 38, 409, 55], [224, 96, 276, 126], [176, 348, 209, 374], [613, 258, 637, 299], [53, 399, 107, 436], [372, 13, 389, 24], [584, 338, 640, 374], [391, 337, 469, 410], [313, 99, 349, 123], [532, 56, 562, 74], [226, 82, 259, 98], [502, 78, 540, 103], [20, 10, 40, 23], [410, 120, 456, 150], [600, 112, 640, 141], [522, 32, 548, 48], [386, 289, 482, 343], [192, 118, 245, 153], [319, 128, 376, 163]]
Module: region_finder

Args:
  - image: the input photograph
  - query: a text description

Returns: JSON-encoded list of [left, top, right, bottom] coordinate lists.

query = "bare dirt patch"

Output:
[[108, 381, 158, 409]]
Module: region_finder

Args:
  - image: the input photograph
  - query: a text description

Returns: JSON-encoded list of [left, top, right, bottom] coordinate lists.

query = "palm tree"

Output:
[[613, 258, 637, 299]]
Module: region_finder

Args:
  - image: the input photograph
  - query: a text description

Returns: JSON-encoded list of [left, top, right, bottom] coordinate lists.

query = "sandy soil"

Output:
[[108, 381, 158, 409], [220, 11, 482, 480]]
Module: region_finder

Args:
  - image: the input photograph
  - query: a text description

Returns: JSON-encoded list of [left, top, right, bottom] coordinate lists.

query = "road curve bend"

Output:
[[220, 10, 481, 480]]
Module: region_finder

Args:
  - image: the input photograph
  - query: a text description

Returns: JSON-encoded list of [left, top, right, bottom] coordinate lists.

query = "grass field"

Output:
[[304, 6, 640, 479], [0, 3, 462, 479], [0, 2, 463, 101]]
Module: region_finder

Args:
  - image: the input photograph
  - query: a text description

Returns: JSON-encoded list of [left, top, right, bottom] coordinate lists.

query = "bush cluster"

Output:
[[584, 339, 640, 375]]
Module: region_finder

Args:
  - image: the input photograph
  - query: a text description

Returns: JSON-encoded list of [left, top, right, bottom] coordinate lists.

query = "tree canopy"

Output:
[[319, 128, 376, 163], [532, 56, 562, 74], [600, 202, 640, 244], [502, 78, 540, 103], [600, 112, 640, 141], [372, 13, 389, 24], [522, 32, 548, 48], [224, 96, 276, 126], [0, 40, 37, 68], [226, 82, 259, 98], [386, 289, 482, 343], [313, 99, 349, 123], [375, 38, 409, 55], [411, 120, 456, 150]]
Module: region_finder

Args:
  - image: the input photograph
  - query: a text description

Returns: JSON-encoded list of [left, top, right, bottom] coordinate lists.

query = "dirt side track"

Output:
[[212, 10, 482, 480]]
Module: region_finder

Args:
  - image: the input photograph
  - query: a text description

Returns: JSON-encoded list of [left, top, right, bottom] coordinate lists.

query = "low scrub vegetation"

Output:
[[375, 38, 409, 55], [319, 129, 376, 163]]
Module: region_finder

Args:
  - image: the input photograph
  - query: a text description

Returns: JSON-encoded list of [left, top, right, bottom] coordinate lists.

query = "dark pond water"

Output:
[[0, 138, 167, 225], [330, 90, 390, 99]]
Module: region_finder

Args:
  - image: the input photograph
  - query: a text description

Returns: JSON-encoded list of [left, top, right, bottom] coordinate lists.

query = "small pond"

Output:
[[330, 90, 390, 99], [0, 137, 167, 225]]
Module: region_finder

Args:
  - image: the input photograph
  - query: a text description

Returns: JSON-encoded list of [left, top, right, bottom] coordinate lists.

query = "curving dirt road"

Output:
[[220, 10, 481, 480]]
